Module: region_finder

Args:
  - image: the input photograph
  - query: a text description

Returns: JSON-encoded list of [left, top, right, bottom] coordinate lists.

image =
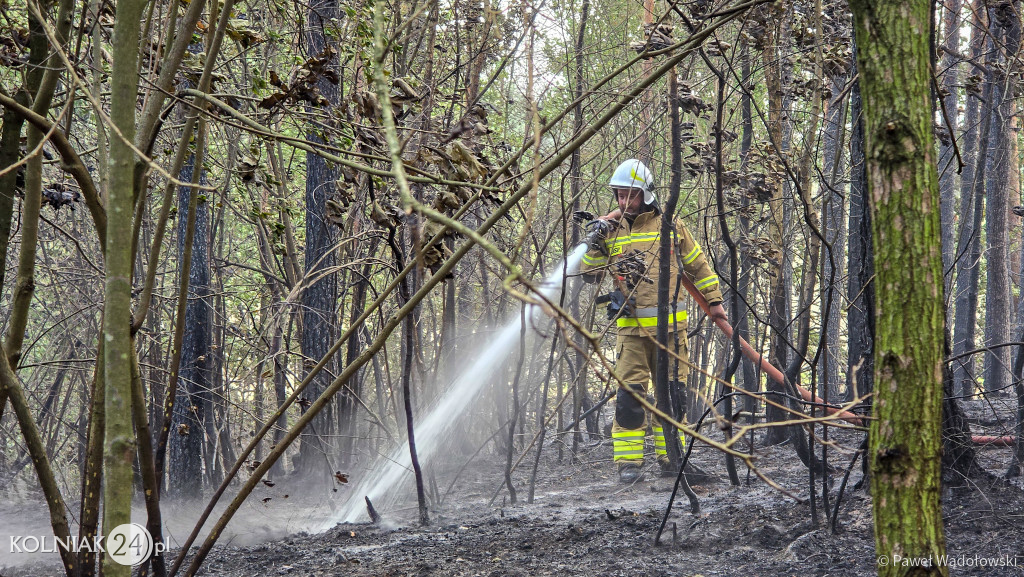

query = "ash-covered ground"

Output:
[[3, 399, 1023, 577]]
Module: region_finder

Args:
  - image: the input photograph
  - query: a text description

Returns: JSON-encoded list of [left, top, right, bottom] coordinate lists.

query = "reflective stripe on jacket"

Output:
[[616, 304, 688, 328], [581, 210, 723, 336]]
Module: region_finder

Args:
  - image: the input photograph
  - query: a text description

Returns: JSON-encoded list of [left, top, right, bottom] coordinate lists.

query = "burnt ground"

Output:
[[193, 440, 1023, 577], [3, 400, 1024, 577], [197, 399, 1024, 577]]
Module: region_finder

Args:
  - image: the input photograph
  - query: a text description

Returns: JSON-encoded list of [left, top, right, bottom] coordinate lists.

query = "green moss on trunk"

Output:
[[102, 0, 145, 574], [849, 0, 949, 575]]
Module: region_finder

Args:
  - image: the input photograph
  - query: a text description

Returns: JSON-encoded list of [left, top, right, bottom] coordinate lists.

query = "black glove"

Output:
[[596, 289, 636, 320], [583, 219, 614, 256], [622, 294, 636, 317], [572, 210, 596, 223]]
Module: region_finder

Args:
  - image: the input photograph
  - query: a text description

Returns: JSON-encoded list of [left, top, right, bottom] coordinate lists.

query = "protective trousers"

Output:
[[610, 332, 689, 466]]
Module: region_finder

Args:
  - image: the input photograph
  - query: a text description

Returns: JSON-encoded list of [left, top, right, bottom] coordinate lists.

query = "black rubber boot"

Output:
[[618, 462, 643, 484]]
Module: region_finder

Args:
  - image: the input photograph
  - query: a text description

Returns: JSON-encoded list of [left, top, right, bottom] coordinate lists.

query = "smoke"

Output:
[[0, 490, 339, 574], [325, 244, 589, 527]]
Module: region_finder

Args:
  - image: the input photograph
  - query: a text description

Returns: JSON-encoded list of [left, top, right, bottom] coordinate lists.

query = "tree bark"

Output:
[[982, 2, 1019, 395], [657, 66, 686, 476], [736, 42, 759, 418], [760, 2, 793, 445], [78, 334, 104, 576], [298, 0, 341, 473], [0, 90, 27, 424], [936, 0, 961, 290], [568, 0, 591, 454], [103, 0, 146, 572], [168, 116, 213, 498], [130, 340, 167, 577], [818, 69, 849, 401], [0, 102, 26, 307], [847, 42, 874, 405], [850, 0, 949, 573], [951, 0, 990, 398]]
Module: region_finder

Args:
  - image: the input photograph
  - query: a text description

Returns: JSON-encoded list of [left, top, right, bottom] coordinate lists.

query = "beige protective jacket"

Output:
[[580, 210, 723, 336]]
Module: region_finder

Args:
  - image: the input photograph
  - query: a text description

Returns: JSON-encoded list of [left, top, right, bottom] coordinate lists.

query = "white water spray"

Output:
[[326, 243, 590, 526]]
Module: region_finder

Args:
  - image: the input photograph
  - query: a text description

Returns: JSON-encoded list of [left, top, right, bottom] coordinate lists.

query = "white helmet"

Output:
[[609, 159, 657, 205]]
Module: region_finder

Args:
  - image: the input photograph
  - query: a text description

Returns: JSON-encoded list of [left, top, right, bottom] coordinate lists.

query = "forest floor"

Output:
[[3, 399, 1023, 577]]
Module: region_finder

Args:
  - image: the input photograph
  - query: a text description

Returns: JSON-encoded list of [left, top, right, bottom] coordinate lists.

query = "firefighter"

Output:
[[581, 159, 726, 483]]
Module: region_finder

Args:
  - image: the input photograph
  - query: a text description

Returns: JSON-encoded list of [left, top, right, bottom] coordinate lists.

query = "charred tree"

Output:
[[818, 38, 850, 402], [297, 0, 341, 474], [758, 2, 794, 446], [1012, 294, 1024, 476], [846, 45, 874, 405], [341, 249, 373, 467], [1015, 201, 1024, 477], [706, 65, 740, 486], [942, 340, 987, 485], [982, 1, 1019, 396], [656, 65, 688, 479], [936, 0, 962, 288], [736, 41, 759, 420], [567, 0, 592, 455], [951, 0, 990, 398], [169, 136, 213, 498]]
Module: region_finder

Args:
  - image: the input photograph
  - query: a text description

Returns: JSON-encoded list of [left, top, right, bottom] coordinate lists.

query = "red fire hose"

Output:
[[678, 275, 864, 426], [680, 276, 1018, 446], [971, 435, 1017, 446], [586, 212, 1016, 445]]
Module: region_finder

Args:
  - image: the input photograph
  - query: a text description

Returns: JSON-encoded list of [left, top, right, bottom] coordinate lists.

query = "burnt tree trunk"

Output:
[[568, 0, 591, 456], [169, 148, 213, 498], [818, 68, 849, 402], [737, 42, 759, 420], [298, 0, 341, 473], [656, 66, 686, 475], [982, 1, 1019, 396], [846, 43, 874, 405], [760, 2, 794, 446], [951, 0, 990, 398], [341, 250, 374, 467], [937, 0, 961, 291]]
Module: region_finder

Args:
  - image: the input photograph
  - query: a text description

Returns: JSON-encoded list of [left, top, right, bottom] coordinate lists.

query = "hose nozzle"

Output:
[[580, 217, 614, 255]]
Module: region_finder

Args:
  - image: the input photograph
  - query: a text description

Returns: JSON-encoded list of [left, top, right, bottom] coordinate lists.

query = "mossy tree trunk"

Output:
[[103, 0, 145, 573], [850, 1, 948, 575]]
